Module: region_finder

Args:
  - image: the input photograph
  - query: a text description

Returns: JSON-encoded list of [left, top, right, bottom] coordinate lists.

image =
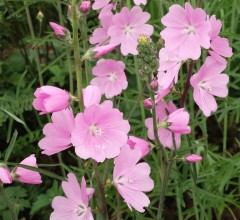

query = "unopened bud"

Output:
[[150, 79, 158, 92], [49, 22, 72, 43], [37, 11, 44, 22], [83, 44, 116, 60], [80, 1, 91, 14], [184, 154, 202, 163], [143, 98, 152, 109]]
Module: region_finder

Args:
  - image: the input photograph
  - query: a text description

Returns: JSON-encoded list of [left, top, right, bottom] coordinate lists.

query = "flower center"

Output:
[[124, 26, 134, 35], [183, 25, 196, 35], [75, 204, 87, 216], [89, 124, 103, 136], [115, 176, 133, 185], [198, 80, 211, 92], [108, 72, 118, 81]]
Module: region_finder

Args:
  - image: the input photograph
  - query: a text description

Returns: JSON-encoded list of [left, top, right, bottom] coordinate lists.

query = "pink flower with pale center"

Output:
[[127, 136, 150, 158], [13, 154, 42, 184], [91, 59, 128, 98], [209, 15, 233, 58], [134, 0, 147, 5], [108, 6, 153, 55], [33, 86, 70, 115], [38, 107, 75, 155], [71, 100, 130, 162], [113, 145, 154, 212], [185, 154, 202, 163], [158, 48, 183, 89], [0, 165, 12, 184], [92, 0, 110, 10], [160, 2, 211, 60], [51, 173, 94, 220], [145, 101, 190, 150], [49, 22, 65, 36], [190, 55, 229, 117]]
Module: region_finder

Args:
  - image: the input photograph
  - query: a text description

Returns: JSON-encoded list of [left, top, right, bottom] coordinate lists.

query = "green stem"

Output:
[[72, 0, 84, 111], [23, 0, 43, 86], [117, 191, 121, 220], [0, 184, 18, 220]]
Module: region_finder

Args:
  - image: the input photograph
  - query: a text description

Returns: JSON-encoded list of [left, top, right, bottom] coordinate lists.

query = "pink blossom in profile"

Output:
[[134, 0, 147, 5], [38, 108, 75, 155], [113, 145, 154, 212], [145, 101, 184, 150], [108, 6, 153, 55], [92, 0, 110, 10], [33, 86, 70, 115], [190, 56, 229, 117], [160, 2, 211, 60], [49, 22, 65, 36], [80, 1, 91, 14], [158, 48, 183, 89], [91, 59, 128, 98], [185, 154, 202, 163], [0, 165, 12, 184], [127, 136, 150, 158], [209, 15, 232, 58], [51, 173, 94, 220], [83, 85, 101, 108], [71, 100, 130, 162], [13, 155, 42, 184], [93, 44, 116, 58]]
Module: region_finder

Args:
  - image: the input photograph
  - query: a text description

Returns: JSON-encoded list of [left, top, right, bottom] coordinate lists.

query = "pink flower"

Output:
[[91, 59, 128, 98], [160, 3, 211, 60], [209, 15, 232, 58], [80, 1, 91, 14], [113, 145, 154, 212], [190, 55, 229, 116], [108, 6, 153, 55], [127, 136, 150, 158], [13, 155, 42, 184], [185, 154, 202, 163], [38, 108, 75, 155], [93, 44, 116, 58], [49, 22, 65, 36], [134, 0, 147, 5], [83, 85, 102, 108], [92, 0, 110, 10], [51, 173, 94, 220], [0, 165, 12, 184], [33, 86, 70, 115], [71, 100, 130, 162], [158, 48, 183, 89], [145, 101, 189, 149]]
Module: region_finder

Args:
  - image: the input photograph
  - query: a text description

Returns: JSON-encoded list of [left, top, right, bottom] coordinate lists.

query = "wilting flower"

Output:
[[83, 85, 102, 108], [145, 101, 190, 149], [91, 59, 128, 98], [185, 154, 202, 163], [134, 0, 147, 5], [160, 2, 211, 60], [33, 86, 70, 115], [209, 15, 232, 58], [12, 155, 42, 184], [71, 100, 130, 162], [0, 165, 12, 184], [108, 6, 153, 55], [113, 145, 154, 212], [127, 136, 150, 158], [38, 108, 75, 155], [92, 0, 110, 10], [158, 48, 183, 89], [51, 173, 94, 220], [80, 1, 91, 14], [190, 55, 229, 116]]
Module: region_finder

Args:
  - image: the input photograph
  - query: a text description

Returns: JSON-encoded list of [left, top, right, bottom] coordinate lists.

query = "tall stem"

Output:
[[0, 184, 18, 220], [72, 0, 84, 111], [180, 60, 195, 108]]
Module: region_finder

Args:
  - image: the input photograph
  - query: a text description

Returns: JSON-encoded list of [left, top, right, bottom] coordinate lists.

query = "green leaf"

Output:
[[0, 108, 26, 126], [4, 130, 18, 162]]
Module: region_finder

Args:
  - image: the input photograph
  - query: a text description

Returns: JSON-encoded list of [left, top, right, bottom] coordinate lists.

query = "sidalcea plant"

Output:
[[1, 0, 233, 219]]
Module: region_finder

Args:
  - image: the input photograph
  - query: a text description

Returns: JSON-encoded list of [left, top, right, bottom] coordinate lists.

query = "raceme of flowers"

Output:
[[0, 1, 232, 219]]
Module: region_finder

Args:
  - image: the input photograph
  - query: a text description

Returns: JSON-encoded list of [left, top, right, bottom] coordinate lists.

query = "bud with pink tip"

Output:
[[33, 86, 71, 115], [80, 1, 91, 14], [185, 154, 202, 163], [0, 164, 12, 184], [127, 136, 150, 158], [150, 78, 158, 92], [49, 22, 72, 43], [144, 98, 152, 109], [83, 44, 116, 60]]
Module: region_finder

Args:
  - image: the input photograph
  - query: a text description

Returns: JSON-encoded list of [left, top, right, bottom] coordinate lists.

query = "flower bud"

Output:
[[83, 44, 116, 60], [150, 78, 158, 92], [49, 22, 72, 43], [143, 98, 152, 109], [185, 154, 202, 163], [80, 1, 91, 14], [37, 11, 44, 22]]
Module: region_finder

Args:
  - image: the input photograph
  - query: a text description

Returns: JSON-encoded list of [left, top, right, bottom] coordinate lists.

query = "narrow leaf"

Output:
[[4, 130, 18, 162], [0, 108, 26, 126]]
